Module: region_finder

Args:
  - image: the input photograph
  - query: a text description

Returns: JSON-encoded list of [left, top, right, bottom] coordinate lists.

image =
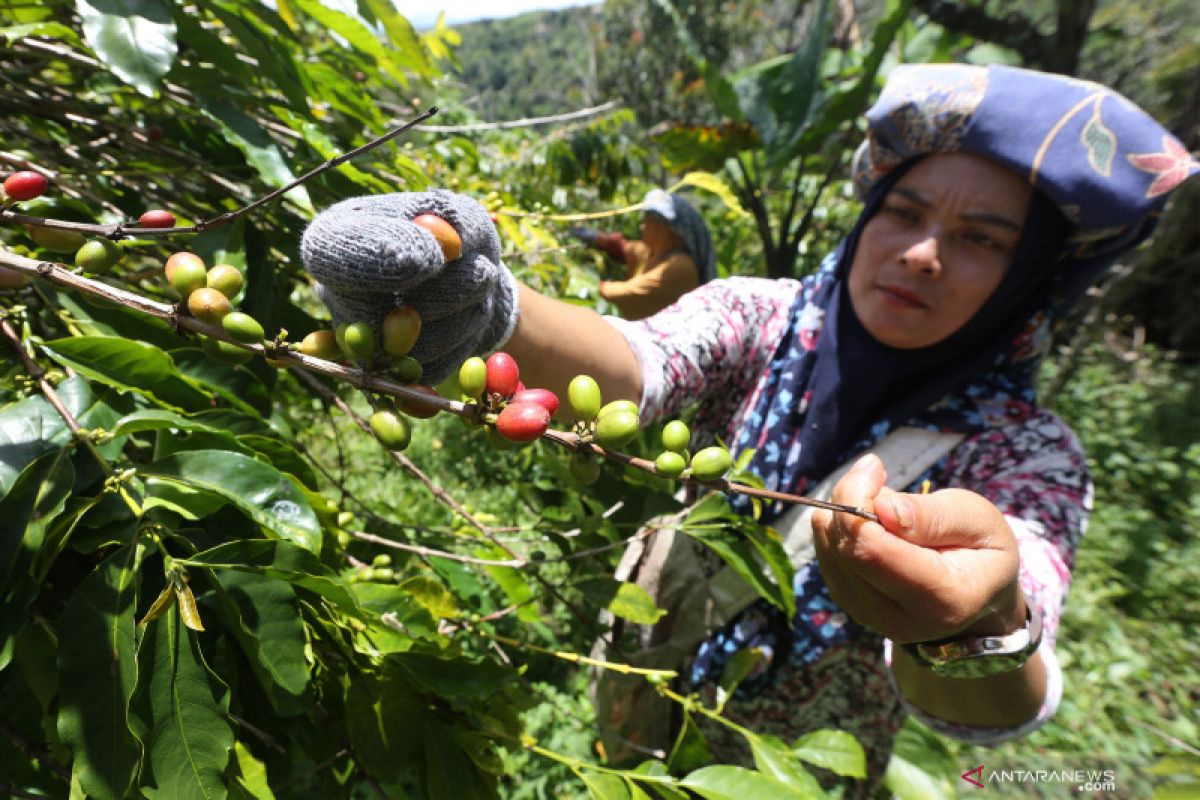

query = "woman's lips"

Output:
[[877, 283, 929, 309]]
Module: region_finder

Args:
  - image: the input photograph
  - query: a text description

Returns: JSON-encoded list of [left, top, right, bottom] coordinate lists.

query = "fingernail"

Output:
[[851, 454, 875, 473], [889, 496, 914, 531]]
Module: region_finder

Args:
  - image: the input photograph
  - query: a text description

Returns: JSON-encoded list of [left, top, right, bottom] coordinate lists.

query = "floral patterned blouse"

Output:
[[606, 276, 1090, 789]]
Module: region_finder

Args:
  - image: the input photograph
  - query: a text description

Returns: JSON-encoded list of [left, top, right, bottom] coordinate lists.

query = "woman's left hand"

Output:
[[811, 453, 1025, 644]]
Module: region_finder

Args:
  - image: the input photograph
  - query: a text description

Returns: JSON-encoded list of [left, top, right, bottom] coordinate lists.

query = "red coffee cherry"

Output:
[[495, 401, 550, 443], [485, 352, 520, 398], [139, 209, 176, 228], [3, 171, 48, 201], [412, 213, 463, 262], [397, 384, 441, 419], [512, 388, 559, 417]]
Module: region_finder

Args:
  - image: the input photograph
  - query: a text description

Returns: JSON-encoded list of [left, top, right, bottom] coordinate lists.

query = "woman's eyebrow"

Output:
[[892, 187, 1022, 231]]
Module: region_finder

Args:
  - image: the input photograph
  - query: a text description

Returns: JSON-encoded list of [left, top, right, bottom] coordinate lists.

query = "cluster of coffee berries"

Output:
[[653, 419, 733, 482], [457, 352, 558, 450], [162, 251, 258, 364]]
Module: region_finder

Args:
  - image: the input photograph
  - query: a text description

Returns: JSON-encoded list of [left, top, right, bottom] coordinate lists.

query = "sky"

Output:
[[393, 0, 600, 30]]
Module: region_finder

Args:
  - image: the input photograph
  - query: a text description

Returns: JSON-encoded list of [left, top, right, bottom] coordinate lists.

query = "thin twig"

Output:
[[413, 101, 617, 132], [274, 748, 351, 793]]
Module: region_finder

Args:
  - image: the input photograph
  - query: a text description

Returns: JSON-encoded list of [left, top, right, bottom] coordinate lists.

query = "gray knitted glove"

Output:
[[300, 190, 519, 384]]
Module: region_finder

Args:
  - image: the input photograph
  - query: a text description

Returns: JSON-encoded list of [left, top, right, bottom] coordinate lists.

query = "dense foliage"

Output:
[[0, 1, 1196, 799]]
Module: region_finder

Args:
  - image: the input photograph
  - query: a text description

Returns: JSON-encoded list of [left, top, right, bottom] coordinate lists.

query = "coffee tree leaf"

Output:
[[579, 770, 632, 800], [748, 733, 826, 795], [421, 716, 497, 799], [575, 577, 666, 625], [196, 94, 313, 214], [131, 609, 234, 799], [140, 450, 320, 552], [180, 540, 362, 618], [397, 574, 462, 620], [228, 741, 274, 800], [42, 337, 213, 414], [680, 764, 817, 800], [0, 451, 73, 670], [212, 570, 310, 713], [387, 651, 518, 702], [206, 0, 310, 111], [56, 542, 145, 800], [345, 669, 425, 784], [0, 375, 120, 498], [169, 348, 272, 420], [792, 729, 866, 779], [76, 0, 178, 97]]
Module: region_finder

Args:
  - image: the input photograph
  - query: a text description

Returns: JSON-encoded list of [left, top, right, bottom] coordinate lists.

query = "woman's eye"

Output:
[[964, 231, 1004, 250], [885, 205, 919, 223]]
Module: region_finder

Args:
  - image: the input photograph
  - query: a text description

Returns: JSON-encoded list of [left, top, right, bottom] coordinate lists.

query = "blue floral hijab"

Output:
[[642, 189, 717, 284], [733, 64, 1200, 514]]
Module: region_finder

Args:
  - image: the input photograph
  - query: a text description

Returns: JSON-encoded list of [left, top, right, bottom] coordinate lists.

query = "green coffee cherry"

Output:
[[690, 446, 732, 482], [459, 356, 487, 399], [221, 311, 265, 344], [392, 356, 423, 384], [340, 321, 376, 362], [568, 374, 602, 421], [598, 399, 639, 420], [202, 336, 252, 365], [662, 420, 691, 453], [75, 238, 123, 273], [369, 409, 411, 451], [654, 451, 687, 478], [594, 408, 639, 449]]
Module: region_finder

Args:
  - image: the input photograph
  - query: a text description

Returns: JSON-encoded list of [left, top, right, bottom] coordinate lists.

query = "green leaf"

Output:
[[679, 171, 748, 216], [668, 713, 711, 775], [580, 770, 632, 800], [140, 451, 320, 552], [0, 375, 120, 498], [345, 668, 424, 783], [206, 0, 310, 111], [682, 519, 792, 616], [0, 20, 78, 43], [179, 540, 362, 618], [747, 734, 826, 797], [195, 94, 313, 213], [715, 646, 764, 711], [291, 0, 409, 86], [361, 0, 433, 77], [229, 741, 274, 800], [576, 577, 666, 625], [0, 450, 73, 670], [42, 337, 213, 414], [212, 570, 310, 712], [388, 651, 518, 702], [421, 716, 496, 798], [131, 609, 235, 799], [680, 764, 814, 800], [56, 543, 144, 800], [397, 574, 462, 619], [792, 729, 866, 779], [882, 718, 955, 800], [650, 0, 740, 120], [170, 349, 272, 420], [76, 0, 177, 96]]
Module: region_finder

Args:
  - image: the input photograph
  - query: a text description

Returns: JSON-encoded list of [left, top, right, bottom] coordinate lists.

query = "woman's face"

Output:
[[641, 214, 682, 252], [848, 153, 1033, 349]]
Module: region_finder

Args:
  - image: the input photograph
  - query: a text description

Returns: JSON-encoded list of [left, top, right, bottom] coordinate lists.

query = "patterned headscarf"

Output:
[[733, 63, 1199, 516], [642, 189, 717, 284]]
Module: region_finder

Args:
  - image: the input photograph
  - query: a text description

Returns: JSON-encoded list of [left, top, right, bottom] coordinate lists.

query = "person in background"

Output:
[[570, 189, 717, 319]]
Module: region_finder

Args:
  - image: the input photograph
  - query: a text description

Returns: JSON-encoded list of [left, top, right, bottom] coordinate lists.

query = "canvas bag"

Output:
[[590, 427, 964, 764]]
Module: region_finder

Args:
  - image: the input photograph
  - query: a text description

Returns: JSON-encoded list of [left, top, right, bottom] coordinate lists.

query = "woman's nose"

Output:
[[899, 234, 941, 276]]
